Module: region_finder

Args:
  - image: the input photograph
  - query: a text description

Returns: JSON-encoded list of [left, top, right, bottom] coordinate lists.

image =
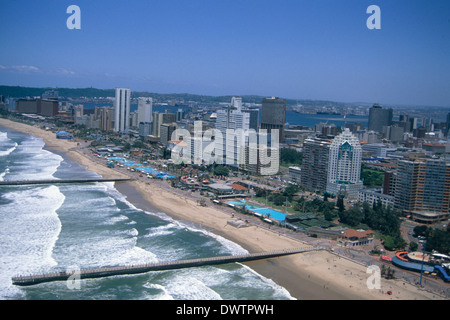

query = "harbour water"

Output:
[[0, 126, 294, 300], [286, 111, 369, 129]]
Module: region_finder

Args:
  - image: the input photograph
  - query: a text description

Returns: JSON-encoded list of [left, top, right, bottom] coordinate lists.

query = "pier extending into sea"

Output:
[[0, 178, 132, 186], [12, 247, 323, 286]]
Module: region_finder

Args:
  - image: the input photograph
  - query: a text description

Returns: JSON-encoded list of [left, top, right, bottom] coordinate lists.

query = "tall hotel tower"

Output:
[[137, 97, 153, 137], [326, 128, 363, 199], [215, 97, 250, 166], [394, 159, 450, 223], [137, 97, 153, 124], [301, 137, 332, 193], [368, 103, 393, 133], [260, 97, 286, 143], [114, 88, 131, 132]]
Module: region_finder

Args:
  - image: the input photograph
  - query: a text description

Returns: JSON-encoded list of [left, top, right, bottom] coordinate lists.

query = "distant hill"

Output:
[[1, 85, 447, 114], [0, 85, 115, 99], [0, 85, 358, 109]]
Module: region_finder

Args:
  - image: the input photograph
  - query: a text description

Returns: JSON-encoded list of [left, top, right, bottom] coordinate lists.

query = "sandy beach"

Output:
[[0, 118, 444, 300]]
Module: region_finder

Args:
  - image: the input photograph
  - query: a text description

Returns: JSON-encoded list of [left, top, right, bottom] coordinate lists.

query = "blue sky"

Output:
[[0, 0, 449, 107]]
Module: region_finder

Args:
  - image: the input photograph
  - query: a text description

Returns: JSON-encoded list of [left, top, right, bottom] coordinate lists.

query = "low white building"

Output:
[[358, 188, 394, 208], [288, 166, 301, 185], [362, 143, 388, 158]]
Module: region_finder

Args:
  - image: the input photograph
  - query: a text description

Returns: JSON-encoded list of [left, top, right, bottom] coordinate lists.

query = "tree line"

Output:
[[338, 199, 406, 251], [413, 225, 450, 254]]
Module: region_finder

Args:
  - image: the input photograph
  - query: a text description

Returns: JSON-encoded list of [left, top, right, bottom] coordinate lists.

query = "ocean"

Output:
[[286, 111, 369, 129], [0, 126, 294, 300]]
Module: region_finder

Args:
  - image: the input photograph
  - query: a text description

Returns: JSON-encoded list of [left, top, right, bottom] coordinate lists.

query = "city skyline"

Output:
[[0, 1, 449, 107]]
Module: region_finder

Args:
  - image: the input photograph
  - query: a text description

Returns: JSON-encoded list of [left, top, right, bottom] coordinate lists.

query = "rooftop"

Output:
[[229, 183, 247, 191], [341, 229, 374, 239]]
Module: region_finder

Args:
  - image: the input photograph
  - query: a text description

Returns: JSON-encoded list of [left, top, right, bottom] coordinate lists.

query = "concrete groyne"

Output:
[[12, 247, 323, 286], [0, 178, 132, 186]]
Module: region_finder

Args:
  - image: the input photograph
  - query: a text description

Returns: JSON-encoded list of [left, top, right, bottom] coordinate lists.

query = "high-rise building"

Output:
[[326, 128, 363, 199], [241, 132, 279, 176], [137, 97, 153, 137], [300, 137, 332, 193], [138, 97, 153, 124], [139, 122, 152, 137], [242, 108, 260, 131], [394, 159, 450, 223], [100, 107, 114, 132], [160, 123, 177, 146], [260, 97, 286, 143], [368, 104, 393, 133], [152, 111, 177, 137], [215, 98, 250, 166], [383, 125, 405, 142], [231, 96, 243, 110], [446, 112, 450, 136], [383, 171, 397, 196], [176, 108, 185, 122], [114, 88, 131, 132]]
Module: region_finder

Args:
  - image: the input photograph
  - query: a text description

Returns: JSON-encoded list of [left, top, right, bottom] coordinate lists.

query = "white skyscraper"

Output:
[[215, 97, 250, 166], [138, 97, 153, 124], [326, 128, 363, 199], [114, 88, 131, 132]]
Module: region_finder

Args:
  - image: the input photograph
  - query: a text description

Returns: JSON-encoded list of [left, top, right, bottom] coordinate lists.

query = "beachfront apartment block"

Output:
[[300, 137, 331, 193], [215, 98, 250, 167], [394, 158, 450, 223], [326, 128, 363, 200], [294, 129, 364, 199]]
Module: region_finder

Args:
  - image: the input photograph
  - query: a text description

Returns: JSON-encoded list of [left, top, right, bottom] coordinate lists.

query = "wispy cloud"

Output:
[[0, 64, 80, 77], [0, 64, 41, 73], [53, 67, 76, 76]]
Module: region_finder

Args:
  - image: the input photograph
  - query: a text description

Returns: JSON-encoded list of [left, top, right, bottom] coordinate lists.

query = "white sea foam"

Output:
[[100, 213, 129, 226], [0, 131, 18, 157], [0, 129, 293, 299], [103, 182, 140, 210], [237, 263, 296, 300], [51, 182, 159, 270], [58, 235, 158, 269], [0, 185, 64, 299], [104, 182, 246, 252], [0, 143, 18, 157], [142, 282, 174, 300], [0, 168, 8, 181], [144, 224, 178, 238], [0, 131, 10, 143], [161, 270, 223, 300], [12, 135, 63, 180], [148, 211, 249, 256]]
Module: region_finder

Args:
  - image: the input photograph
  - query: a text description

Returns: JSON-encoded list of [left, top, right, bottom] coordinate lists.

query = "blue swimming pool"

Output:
[[227, 200, 288, 221]]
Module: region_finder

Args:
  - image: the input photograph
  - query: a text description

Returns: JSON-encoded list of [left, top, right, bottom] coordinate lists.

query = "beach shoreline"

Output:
[[0, 118, 443, 300]]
